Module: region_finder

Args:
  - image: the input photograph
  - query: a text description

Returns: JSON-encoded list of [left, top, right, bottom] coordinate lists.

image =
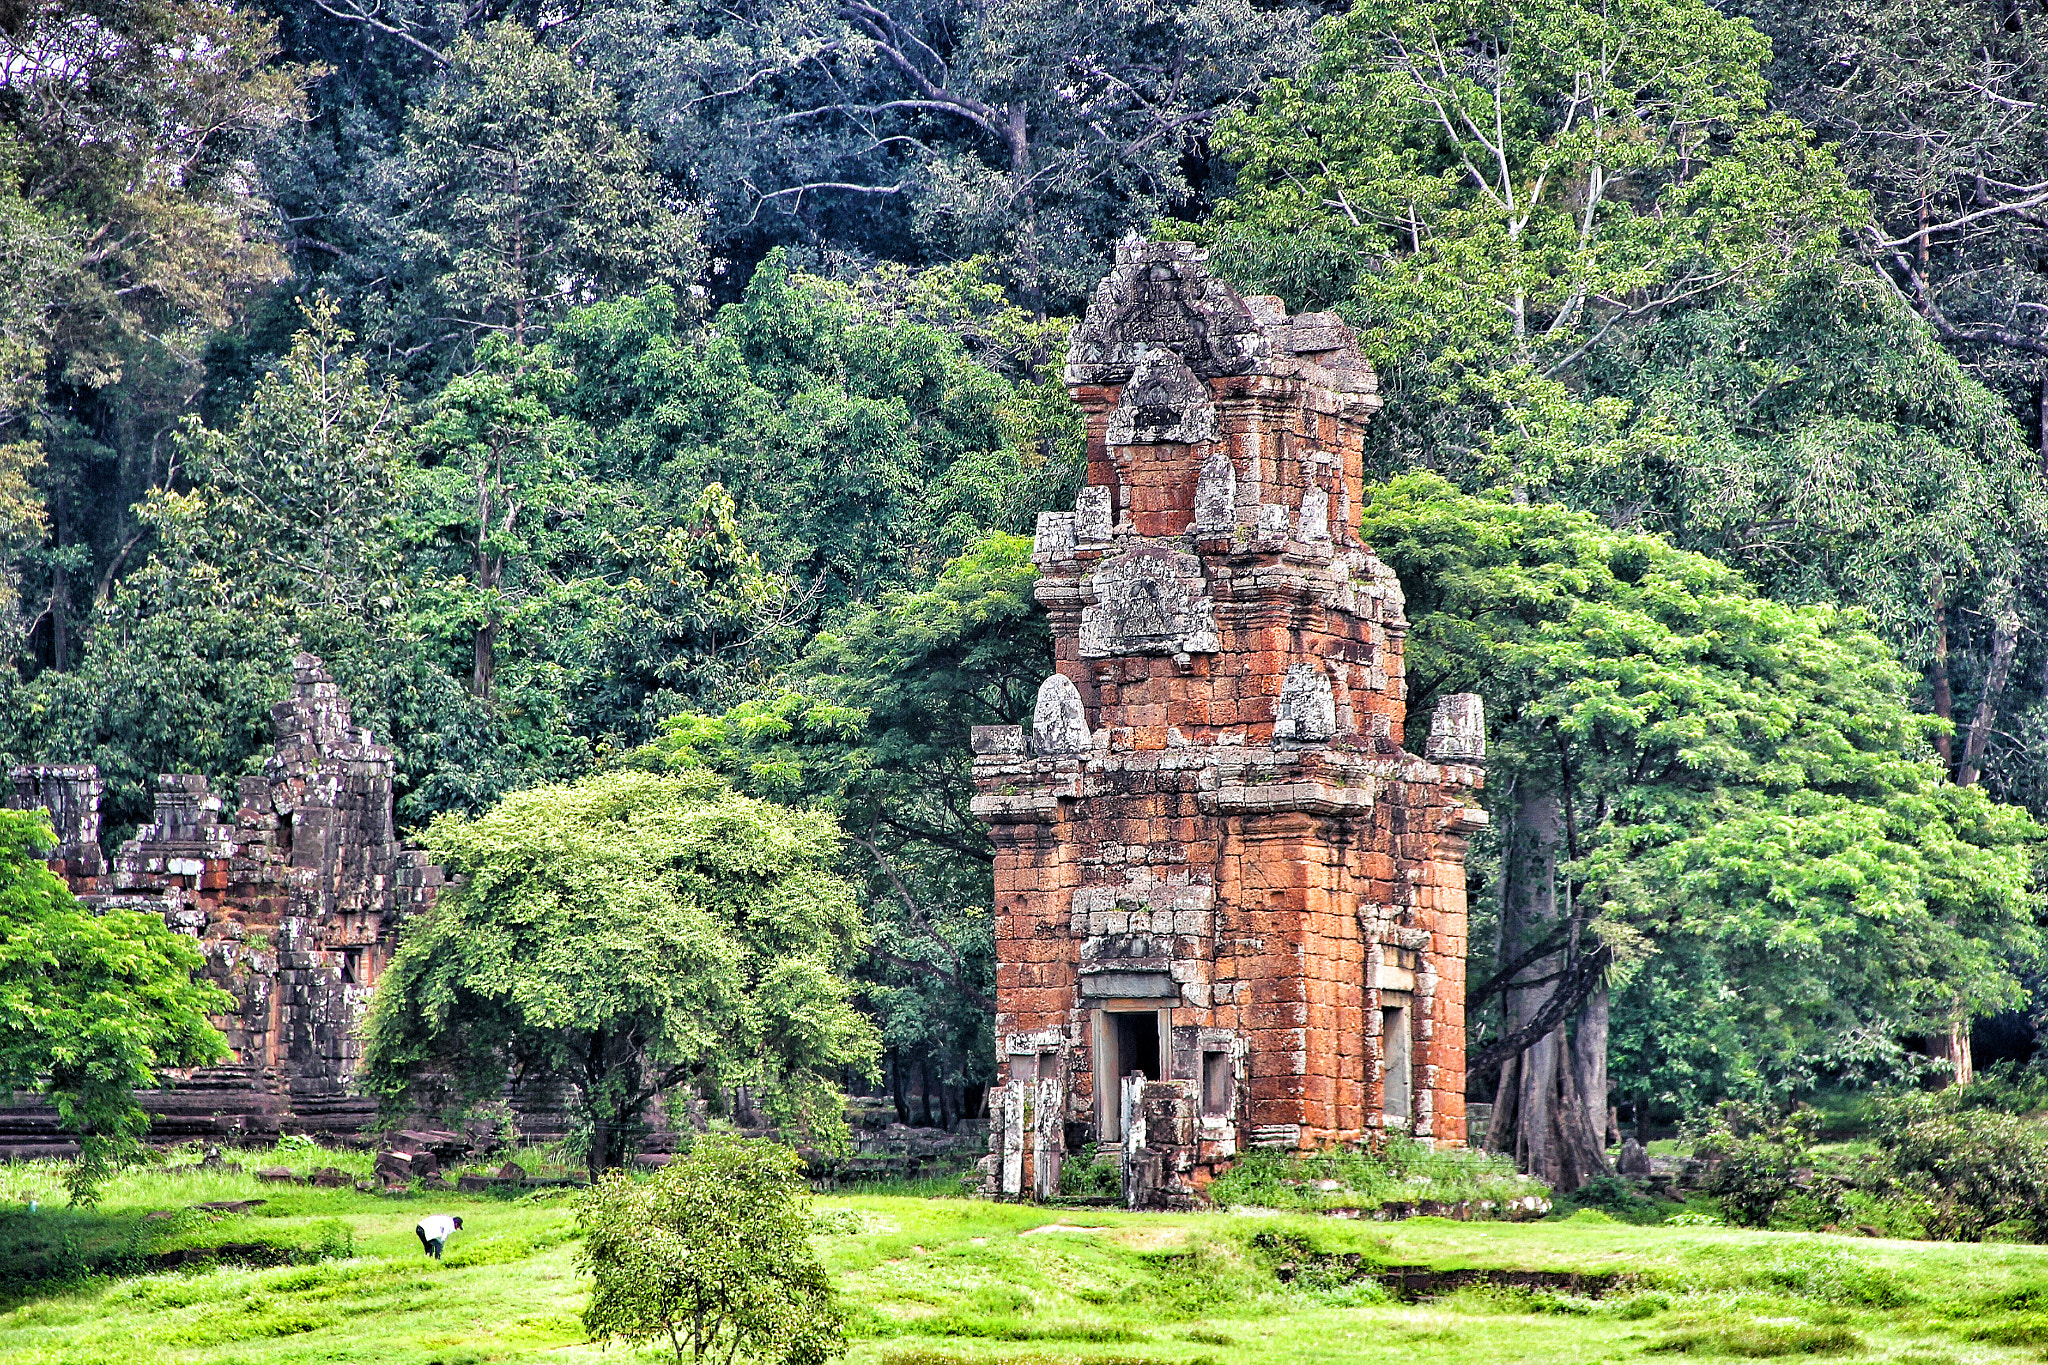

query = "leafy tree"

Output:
[[583, 0, 1313, 310], [346, 21, 703, 385], [578, 1136, 846, 1365], [1, 0, 312, 671], [361, 768, 879, 1175], [1205, 0, 1857, 491], [404, 337, 586, 702], [640, 533, 1048, 1122], [0, 809, 231, 1203], [548, 258, 1075, 616], [1736, 0, 2048, 456], [1360, 473, 2040, 1188], [3, 304, 406, 836]]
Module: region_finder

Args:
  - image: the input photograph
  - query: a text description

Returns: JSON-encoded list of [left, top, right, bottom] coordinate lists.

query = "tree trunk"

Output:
[[1930, 585, 1954, 770], [1562, 981, 1612, 1184], [47, 563, 67, 671], [889, 1050, 909, 1125], [1957, 595, 2020, 788], [1930, 1017, 1975, 1088], [1482, 790, 1615, 1191], [2038, 363, 2047, 475]]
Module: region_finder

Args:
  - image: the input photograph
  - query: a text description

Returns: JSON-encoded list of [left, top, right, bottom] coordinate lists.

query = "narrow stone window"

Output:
[[1201, 1050, 1231, 1116], [1010, 1053, 1037, 1084], [1382, 1004, 1412, 1124]]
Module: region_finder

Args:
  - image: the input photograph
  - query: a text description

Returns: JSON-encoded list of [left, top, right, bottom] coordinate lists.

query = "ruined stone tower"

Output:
[[2, 655, 443, 1152], [974, 240, 1487, 1207]]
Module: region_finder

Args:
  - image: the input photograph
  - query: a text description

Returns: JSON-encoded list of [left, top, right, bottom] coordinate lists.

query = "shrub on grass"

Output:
[[1056, 1149, 1120, 1199], [1955, 1061, 2048, 1117], [1876, 1094, 2048, 1241], [578, 1135, 845, 1365], [1554, 1174, 1659, 1223], [1693, 1106, 1818, 1228]]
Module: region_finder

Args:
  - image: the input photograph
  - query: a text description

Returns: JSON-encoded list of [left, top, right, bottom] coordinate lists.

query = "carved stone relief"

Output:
[[1032, 673, 1093, 756], [1078, 548, 1220, 658], [1273, 662, 1338, 743], [1193, 447, 1236, 532], [1105, 347, 1221, 446]]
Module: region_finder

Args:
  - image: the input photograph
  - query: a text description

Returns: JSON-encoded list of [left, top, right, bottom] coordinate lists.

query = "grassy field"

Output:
[[7, 1150, 2048, 1363]]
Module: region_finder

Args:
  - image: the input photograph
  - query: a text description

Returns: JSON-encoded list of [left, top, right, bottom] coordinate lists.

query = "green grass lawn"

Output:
[[8, 1152, 2048, 1363]]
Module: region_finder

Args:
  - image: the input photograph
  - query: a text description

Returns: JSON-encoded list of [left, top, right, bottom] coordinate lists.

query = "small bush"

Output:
[[1056, 1150, 1120, 1200], [1875, 1094, 2048, 1241], [1554, 1174, 1661, 1222], [578, 1135, 845, 1365], [1955, 1061, 2048, 1117], [1693, 1106, 1819, 1228]]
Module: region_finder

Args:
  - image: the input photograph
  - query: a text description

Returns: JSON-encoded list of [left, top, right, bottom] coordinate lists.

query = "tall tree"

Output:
[[548, 257, 1076, 617], [1736, 0, 2048, 458], [0, 0, 311, 670], [330, 20, 703, 386], [1205, 0, 1856, 491], [638, 532, 1051, 1123], [1361, 473, 2040, 1188], [580, 0, 1313, 311]]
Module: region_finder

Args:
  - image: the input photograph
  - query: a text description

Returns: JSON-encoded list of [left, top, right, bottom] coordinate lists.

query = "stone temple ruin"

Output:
[[1, 655, 443, 1153], [974, 239, 1487, 1208]]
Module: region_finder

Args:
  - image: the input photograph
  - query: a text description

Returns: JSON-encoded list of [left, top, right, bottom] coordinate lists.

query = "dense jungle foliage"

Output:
[[4, 0, 2048, 1187]]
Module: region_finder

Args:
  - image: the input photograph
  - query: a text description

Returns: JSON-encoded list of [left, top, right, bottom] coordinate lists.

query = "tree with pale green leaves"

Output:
[[578, 1136, 845, 1365], [638, 532, 1047, 1123], [1205, 0, 1859, 493], [360, 768, 878, 1176], [0, 808, 231, 1204]]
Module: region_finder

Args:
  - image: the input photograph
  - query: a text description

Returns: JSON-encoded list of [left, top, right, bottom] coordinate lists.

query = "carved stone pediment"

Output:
[[1105, 347, 1221, 446], [1066, 239, 1264, 385], [1079, 547, 1220, 658]]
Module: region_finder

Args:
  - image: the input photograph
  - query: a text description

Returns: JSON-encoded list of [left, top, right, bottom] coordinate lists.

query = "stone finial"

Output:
[[1075, 486, 1114, 544], [1105, 347, 1221, 446], [1032, 674, 1093, 756], [1065, 240, 1264, 386], [1273, 663, 1338, 743], [1426, 693, 1486, 764], [1193, 446, 1236, 533]]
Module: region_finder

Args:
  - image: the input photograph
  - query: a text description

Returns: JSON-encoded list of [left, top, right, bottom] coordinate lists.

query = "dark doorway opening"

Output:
[[1112, 1011, 1161, 1082]]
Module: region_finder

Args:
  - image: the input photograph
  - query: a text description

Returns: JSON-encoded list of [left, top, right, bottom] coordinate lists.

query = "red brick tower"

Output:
[[973, 240, 1487, 1207]]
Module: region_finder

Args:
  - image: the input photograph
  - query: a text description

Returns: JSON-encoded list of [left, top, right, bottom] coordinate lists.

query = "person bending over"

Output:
[[416, 1213, 463, 1260]]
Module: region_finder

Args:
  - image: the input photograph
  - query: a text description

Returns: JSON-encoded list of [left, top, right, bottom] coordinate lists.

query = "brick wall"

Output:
[[976, 240, 1486, 1207]]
